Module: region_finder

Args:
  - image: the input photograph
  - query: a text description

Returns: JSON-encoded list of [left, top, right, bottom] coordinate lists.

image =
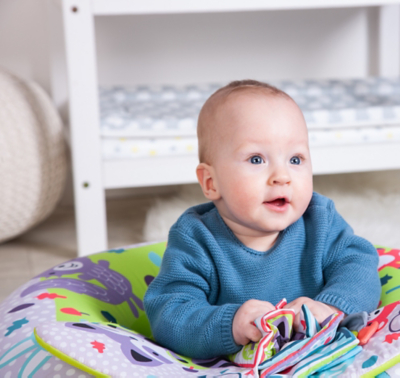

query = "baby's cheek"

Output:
[[226, 189, 256, 217], [224, 171, 263, 209], [296, 182, 313, 209], [234, 185, 259, 207]]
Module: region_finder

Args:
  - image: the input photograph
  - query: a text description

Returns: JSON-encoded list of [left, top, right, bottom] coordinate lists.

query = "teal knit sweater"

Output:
[[144, 192, 380, 359]]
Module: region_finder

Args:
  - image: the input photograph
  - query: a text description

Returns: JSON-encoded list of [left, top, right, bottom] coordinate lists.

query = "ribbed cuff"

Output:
[[220, 303, 242, 355], [314, 293, 357, 315]]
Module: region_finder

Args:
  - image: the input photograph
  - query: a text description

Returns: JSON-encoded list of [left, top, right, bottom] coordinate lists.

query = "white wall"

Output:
[[0, 0, 51, 91], [1, 1, 399, 206], [94, 7, 373, 86], [1, 1, 377, 95]]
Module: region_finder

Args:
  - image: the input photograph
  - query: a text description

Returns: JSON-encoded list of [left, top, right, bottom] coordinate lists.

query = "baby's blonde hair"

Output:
[[197, 80, 291, 164]]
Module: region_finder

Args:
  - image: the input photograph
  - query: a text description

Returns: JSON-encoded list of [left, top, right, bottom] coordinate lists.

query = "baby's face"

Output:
[[210, 92, 313, 249]]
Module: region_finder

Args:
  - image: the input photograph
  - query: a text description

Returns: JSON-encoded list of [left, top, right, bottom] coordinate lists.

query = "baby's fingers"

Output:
[[284, 297, 311, 314], [293, 311, 302, 331], [239, 324, 262, 345], [247, 324, 262, 343], [284, 301, 301, 316], [233, 299, 275, 345]]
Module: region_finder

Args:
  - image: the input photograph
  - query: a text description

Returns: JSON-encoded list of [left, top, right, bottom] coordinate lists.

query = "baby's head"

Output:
[[196, 80, 313, 251]]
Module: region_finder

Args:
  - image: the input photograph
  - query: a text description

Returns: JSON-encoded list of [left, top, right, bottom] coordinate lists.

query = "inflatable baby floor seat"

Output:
[[1, 242, 400, 378]]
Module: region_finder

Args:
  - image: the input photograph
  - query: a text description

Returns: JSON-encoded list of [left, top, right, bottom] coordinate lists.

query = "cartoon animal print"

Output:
[[20, 257, 143, 317], [65, 322, 234, 373], [388, 308, 400, 333], [367, 301, 400, 331], [377, 248, 400, 271], [0, 332, 52, 376]]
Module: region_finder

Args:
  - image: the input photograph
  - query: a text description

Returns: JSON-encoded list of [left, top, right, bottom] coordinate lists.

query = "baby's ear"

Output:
[[196, 163, 220, 200]]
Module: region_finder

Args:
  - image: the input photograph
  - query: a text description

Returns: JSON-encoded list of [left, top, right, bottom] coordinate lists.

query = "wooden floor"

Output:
[[0, 195, 154, 303]]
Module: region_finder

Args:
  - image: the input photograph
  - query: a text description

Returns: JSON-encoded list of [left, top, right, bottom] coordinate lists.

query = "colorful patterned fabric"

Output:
[[229, 299, 360, 377], [313, 301, 400, 377], [0, 243, 399, 377], [34, 321, 252, 377], [229, 299, 295, 368]]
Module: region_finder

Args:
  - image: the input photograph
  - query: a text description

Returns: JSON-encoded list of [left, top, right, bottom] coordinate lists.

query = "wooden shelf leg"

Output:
[[62, 0, 108, 256]]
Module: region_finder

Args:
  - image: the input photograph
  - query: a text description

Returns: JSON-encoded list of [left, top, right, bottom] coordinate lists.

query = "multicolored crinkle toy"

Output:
[[229, 299, 296, 369], [229, 298, 360, 377]]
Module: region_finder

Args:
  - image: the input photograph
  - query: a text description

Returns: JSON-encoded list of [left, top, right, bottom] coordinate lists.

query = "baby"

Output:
[[144, 80, 381, 359]]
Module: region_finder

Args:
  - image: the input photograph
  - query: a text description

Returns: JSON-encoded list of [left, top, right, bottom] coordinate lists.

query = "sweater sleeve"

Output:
[[143, 227, 241, 359], [314, 201, 381, 315]]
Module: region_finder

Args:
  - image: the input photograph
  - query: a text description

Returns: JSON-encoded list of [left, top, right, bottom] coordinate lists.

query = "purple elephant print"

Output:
[[20, 257, 143, 317]]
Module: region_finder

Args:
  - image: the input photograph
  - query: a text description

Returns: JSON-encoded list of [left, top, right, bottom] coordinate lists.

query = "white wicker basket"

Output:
[[0, 69, 67, 243]]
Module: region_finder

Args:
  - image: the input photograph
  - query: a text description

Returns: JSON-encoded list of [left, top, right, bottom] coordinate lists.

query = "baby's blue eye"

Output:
[[250, 156, 264, 164], [290, 156, 301, 165]]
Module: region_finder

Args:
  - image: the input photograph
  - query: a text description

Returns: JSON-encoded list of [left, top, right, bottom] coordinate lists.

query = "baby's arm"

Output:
[[313, 202, 381, 315], [144, 228, 245, 359]]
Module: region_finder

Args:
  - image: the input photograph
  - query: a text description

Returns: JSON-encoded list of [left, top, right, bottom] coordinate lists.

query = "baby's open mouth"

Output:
[[266, 198, 287, 207]]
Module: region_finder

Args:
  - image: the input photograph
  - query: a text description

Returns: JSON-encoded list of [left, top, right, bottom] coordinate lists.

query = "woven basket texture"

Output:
[[0, 69, 67, 243]]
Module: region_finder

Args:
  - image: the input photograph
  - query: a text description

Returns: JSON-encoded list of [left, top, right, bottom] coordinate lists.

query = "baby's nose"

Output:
[[268, 168, 291, 185]]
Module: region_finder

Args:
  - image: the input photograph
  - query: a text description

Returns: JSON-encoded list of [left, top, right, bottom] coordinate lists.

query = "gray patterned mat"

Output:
[[99, 77, 400, 138]]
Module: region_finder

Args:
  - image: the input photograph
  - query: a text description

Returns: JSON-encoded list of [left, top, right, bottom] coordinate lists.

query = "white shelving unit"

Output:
[[50, 0, 400, 256]]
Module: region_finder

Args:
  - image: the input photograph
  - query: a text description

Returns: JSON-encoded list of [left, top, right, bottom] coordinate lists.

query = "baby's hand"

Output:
[[284, 297, 339, 329], [232, 300, 275, 345]]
